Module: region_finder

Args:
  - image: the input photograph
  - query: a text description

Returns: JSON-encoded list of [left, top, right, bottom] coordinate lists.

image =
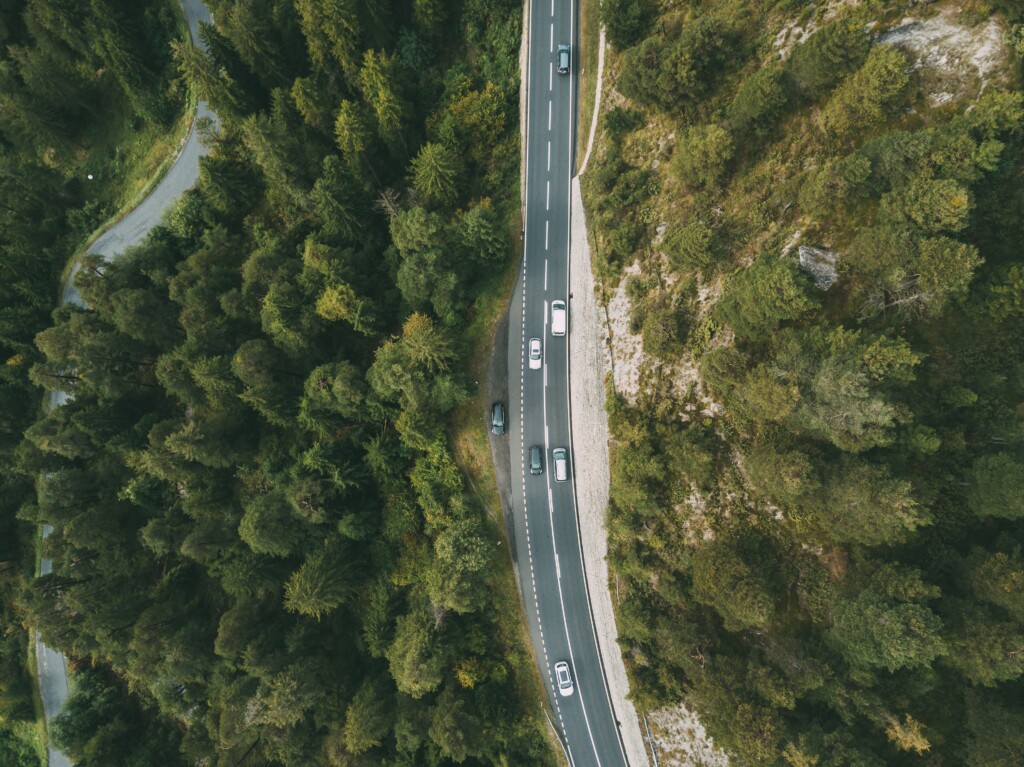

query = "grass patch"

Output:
[[576, 0, 602, 173], [57, 0, 197, 297], [82, 95, 198, 225], [448, 242, 568, 767], [22, 637, 48, 766], [451, 262, 518, 515], [7, 719, 46, 767]]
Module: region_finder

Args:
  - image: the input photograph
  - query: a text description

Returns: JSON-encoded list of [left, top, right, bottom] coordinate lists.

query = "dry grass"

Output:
[[450, 258, 518, 517], [575, 0, 602, 174]]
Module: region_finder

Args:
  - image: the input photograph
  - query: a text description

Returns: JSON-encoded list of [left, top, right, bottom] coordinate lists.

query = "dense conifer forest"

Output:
[[2, 0, 550, 765], [7, 0, 1024, 765], [0, 0, 186, 761], [587, 0, 1024, 764]]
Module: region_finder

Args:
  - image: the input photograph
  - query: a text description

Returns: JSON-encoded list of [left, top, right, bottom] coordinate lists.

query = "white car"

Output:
[[554, 661, 574, 697], [529, 337, 542, 369], [551, 300, 566, 336], [552, 448, 568, 482]]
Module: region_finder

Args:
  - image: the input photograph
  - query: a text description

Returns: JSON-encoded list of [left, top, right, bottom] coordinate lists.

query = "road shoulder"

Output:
[[568, 176, 650, 767]]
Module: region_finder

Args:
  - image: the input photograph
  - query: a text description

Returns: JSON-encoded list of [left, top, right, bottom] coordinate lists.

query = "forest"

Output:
[[587, 0, 1024, 764], [0, 0, 187, 761], [1, 0, 551, 765]]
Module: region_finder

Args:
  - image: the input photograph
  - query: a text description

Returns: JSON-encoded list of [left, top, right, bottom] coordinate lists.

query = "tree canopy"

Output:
[[587, 0, 1024, 764]]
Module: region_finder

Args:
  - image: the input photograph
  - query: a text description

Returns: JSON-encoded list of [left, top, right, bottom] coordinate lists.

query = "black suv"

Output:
[[530, 446, 543, 475]]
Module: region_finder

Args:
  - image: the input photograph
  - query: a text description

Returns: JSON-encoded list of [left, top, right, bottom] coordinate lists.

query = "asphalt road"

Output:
[[36, 1, 215, 764], [505, 1, 630, 764]]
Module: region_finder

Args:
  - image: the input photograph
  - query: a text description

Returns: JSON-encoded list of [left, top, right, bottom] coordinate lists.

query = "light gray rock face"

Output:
[[798, 245, 839, 290]]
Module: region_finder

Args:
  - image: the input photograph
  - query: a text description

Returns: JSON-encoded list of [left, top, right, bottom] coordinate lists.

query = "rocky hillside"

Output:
[[585, 0, 1024, 763]]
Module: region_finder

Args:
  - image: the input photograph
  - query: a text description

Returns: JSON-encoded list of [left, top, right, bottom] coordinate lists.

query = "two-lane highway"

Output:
[[506, 1, 630, 765]]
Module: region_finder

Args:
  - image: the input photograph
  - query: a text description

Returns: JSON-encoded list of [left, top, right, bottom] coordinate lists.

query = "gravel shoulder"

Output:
[[568, 176, 650, 767], [488, 289, 516, 565]]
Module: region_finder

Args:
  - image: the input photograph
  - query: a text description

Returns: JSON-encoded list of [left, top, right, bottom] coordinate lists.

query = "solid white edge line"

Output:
[[559, 0, 631, 763], [521, 2, 627, 765]]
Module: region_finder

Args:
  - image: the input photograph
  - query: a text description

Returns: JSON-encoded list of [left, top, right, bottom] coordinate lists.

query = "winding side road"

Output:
[[35, 2, 215, 764]]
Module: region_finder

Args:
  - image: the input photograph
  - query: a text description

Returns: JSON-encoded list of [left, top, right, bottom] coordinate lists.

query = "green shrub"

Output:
[[604, 106, 643, 142], [618, 18, 729, 112], [820, 45, 909, 139], [968, 453, 1024, 519], [714, 256, 816, 341], [786, 10, 871, 99], [673, 124, 734, 189], [798, 154, 871, 219], [881, 175, 972, 233], [601, 0, 657, 50], [664, 218, 719, 273], [728, 68, 787, 136]]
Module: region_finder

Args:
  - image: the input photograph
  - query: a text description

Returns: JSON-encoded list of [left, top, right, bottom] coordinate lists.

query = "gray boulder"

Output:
[[798, 245, 839, 290]]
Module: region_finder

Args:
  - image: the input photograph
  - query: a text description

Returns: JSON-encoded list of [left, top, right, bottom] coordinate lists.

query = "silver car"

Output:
[[529, 337, 542, 369], [491, 402, 505, 436], [554, 661, 574, 696], [557, 44, 570, 75]]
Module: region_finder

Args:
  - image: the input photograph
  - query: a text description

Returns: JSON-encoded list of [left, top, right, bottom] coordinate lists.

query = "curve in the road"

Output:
[[505, 1, 631, 765], [35, 2, 216, 764]]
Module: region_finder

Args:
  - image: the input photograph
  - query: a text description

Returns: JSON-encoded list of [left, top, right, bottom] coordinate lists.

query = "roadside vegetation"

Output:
[[586, 0, 1024, 764], [8, 0, 555, 766], [0, 1, 190, 763]]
